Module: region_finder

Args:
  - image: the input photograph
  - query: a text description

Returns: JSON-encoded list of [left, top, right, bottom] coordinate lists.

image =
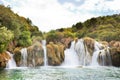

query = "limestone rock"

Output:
[[109, 47, 120, 67], [27, 42, 44, 67], [46, 42, 65, 66], [0, 52, 11, 68], [13, 47, 22, 66]]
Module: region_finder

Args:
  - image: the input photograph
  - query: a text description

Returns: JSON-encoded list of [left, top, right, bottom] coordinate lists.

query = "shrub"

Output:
[[0, 27, 14, 53], [18, 31, 32, 47]]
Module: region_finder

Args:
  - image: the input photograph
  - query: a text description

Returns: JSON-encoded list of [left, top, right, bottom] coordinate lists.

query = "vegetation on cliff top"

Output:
[[46, 14, 120, 43], [0, 5, 43, 53]]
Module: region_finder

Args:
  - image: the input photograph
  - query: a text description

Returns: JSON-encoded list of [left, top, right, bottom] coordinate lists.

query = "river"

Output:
[[0, 66, 120, 80]]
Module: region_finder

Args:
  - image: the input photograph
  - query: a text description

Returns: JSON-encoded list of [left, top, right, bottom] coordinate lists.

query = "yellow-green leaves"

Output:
[[0, 27, 14, 53]]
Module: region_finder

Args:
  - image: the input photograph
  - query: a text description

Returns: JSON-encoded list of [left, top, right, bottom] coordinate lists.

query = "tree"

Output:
[[18, 31, 32, 47], [0, 27, 14, 53]]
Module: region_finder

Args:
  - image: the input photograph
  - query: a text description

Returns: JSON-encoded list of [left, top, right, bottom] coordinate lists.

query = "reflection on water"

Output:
[[0, 66, 120, 80]]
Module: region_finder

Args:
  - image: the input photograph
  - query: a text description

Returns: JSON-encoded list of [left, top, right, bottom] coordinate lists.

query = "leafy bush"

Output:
[[63, 31, 75, 38], [0, 27, 14, 53], [46, 31, 64, 43], [18, 31, 32, 47]]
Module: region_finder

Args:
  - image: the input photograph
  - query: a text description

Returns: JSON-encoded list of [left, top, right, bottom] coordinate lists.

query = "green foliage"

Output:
[[72, 22, 84, 29], [18, 31, 32, 47], [0, 5, 42, 37], [66, 14, 120, 41], [63, 31, 75, 38], [0, 27, 14, 53], [76, 30, 86, 39], [46, 30, 64, 43], [0, 5, 43, 52], [46, 14, 120, 42], [32, 36, 43, 43]]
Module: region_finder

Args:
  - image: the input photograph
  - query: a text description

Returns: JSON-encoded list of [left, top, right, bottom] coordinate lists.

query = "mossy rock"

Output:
[[83, 37, 95, 56], [13, 47, 22, 66], [109, 47, 120, 67], [46, 42, 64, 66]]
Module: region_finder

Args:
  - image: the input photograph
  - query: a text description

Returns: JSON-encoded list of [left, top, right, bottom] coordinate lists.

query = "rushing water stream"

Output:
[[0, 66, 120, 80]]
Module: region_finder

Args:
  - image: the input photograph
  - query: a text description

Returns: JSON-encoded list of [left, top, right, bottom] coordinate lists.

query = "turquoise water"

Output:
[[0, 66, 120, 80]]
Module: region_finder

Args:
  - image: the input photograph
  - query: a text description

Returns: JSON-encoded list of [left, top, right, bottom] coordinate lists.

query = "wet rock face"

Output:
[[46, 42, 65, 66], [13, 42, 44, 67], [0, 52, 10, 68], [61, 37, 73, 49], [83, 37, 95, 56], [109, 41, 120, 67], [75, 37, 95, 57], [27, 42, 44, 67], [13, 47, 22, 66], [109, 47, 120, 67]]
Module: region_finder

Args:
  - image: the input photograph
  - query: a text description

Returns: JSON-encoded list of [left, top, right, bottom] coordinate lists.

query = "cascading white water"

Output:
[[42, 40, 48, 66], [61, 41, 79, 67], [106, 48, 112, 66], [99, 48, 112, 66], [20, 48, 28, 67], [6, 51, 16, 69], [91, 50, 100, 66], [91, 41, 112, 66], [90, 41, 103, 66], [74, 39, 91, 66], [62, 38, 112, 67], [94, 41, 103, 51]]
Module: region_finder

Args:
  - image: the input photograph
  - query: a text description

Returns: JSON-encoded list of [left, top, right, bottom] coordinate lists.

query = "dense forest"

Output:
[[0, 5, 43, 53]]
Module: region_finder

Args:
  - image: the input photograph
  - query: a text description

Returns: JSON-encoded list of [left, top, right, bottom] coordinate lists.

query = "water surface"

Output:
[[0, 66, 120, 80]]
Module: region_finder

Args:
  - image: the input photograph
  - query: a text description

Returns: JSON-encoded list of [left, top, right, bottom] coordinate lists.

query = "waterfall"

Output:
[[91, 41, 112, 66], [62, 38, 112, 67], [6, 52, 16, 69], [94, 41, 103, 51], [106, 48, 112, 66], [74, 39, 91, 66], [91, 51, 100, 66], [42, 40, 48, 66], [20, 48, 28, 67], [99, 48, 112, 66], [90, 41, 103, 66], [61, 41, 79, 66], [5, 39, 112, 68]]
